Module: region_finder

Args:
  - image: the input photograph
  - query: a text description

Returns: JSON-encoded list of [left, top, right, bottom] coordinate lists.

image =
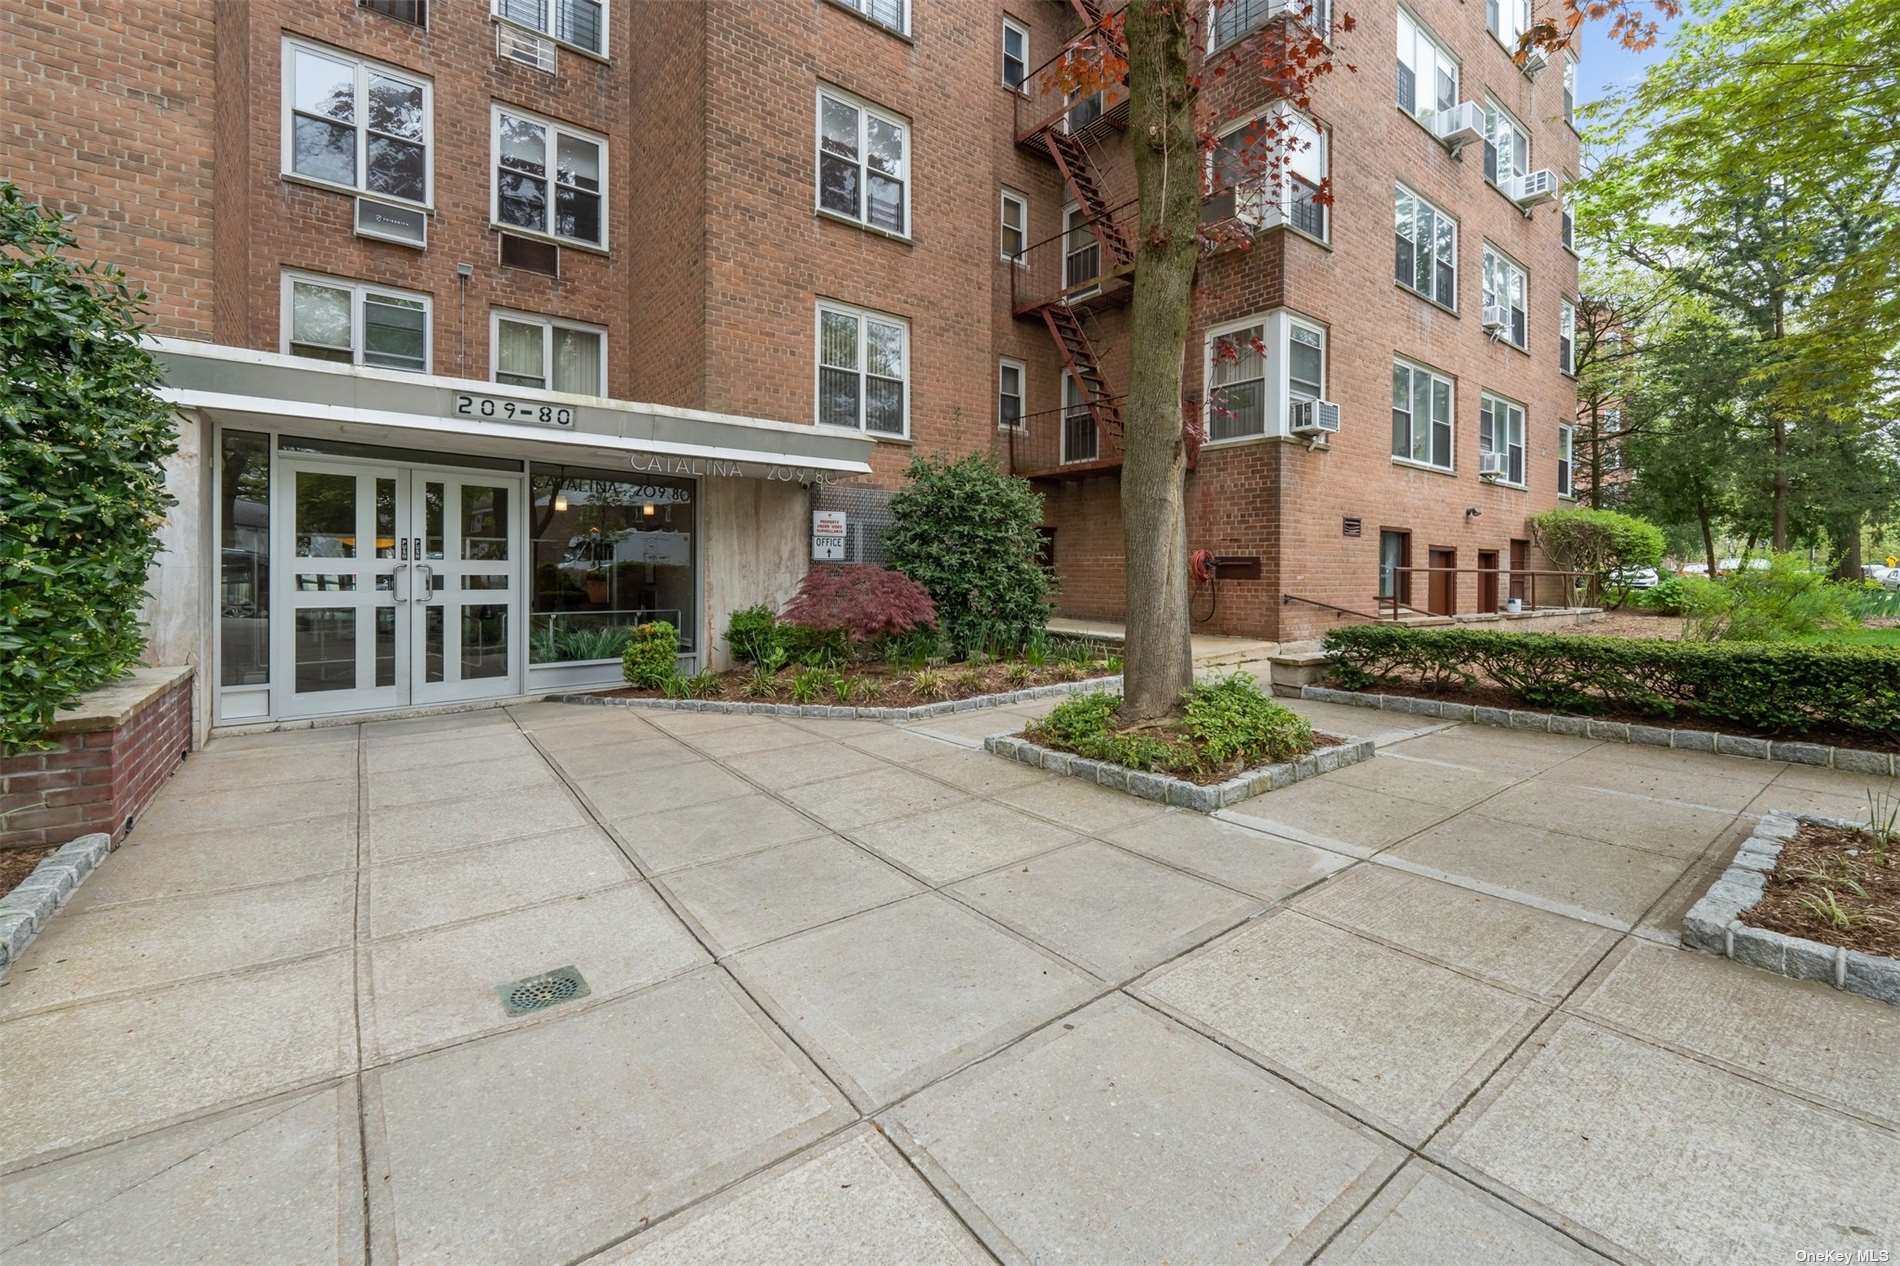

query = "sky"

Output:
[[1574, 6, 1688, 106]]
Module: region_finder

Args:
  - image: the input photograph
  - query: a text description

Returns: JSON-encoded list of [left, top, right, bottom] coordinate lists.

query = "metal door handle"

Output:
[[415, 564, 434, 603], [391, 563, 409, 604]]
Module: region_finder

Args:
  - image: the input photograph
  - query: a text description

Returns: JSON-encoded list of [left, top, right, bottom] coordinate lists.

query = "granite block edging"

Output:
[[1681, 810, 1900, 1007], [0, 832, 111, 974], [546, 675, 1124, 722], [1298, 685, 1896, 774], [981, 732, 1376, 814]]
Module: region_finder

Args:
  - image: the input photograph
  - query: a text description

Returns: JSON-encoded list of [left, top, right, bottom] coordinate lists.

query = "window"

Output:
[[1480, 393, 1527, 485], [219, 429, 271, 688], [816, 88, 909, 236], [832, 0, 907, 36], [1211, 0, 1330, 53], [490, 311, 605, 394], [1483, 99, 1529, 187], [530, 465, 695, 664], [1561, 191, 1576, 252], [282, 272, 430, 371], [1206, 321, 1266, 441], [817, 301, 908, 436], [1002, 18, 1029, 90], [1379, 529, 1412, 602], [1001, 189, 1028, 263], [1558, 423, 1575, 497], [1563, 56, 1577, 125], [998, 358, 1025, 428], [1394, 185, 1456, 308], [282, 39, 431, 205], [361, 0, 426, 27], [1396, 9, 1457, 122], [493, 0, 606, 56], [1482, 245, 1528, 350], [1486, 0, 1529, 50], [1206, 107, 1328, 241], [1392, 359, 1454, 470], [1289, 321, 1325, 401], [1061, 372, 1099, 463], [1559, 299, 1576, 374], [492, 106, 607, 248]]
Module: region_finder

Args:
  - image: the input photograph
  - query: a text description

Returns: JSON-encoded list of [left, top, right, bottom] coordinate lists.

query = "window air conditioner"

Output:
[[1479, 452, 1509, 479], [1290, 398, 1341, 435], [1481, 304, 1510, 335], [1522, 49, 1549, 78], [1508, 169, 1559, 207], [1430, 101, 1486, 155]]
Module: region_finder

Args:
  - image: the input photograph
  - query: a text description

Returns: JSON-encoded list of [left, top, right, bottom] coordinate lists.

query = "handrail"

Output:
[[1013, 3, 1130, 141], [1282, 593, 1386, 621], [1378, 566, 1597, 620]]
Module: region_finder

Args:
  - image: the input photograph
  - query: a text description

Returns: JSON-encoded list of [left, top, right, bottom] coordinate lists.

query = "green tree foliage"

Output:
[[883, 454, 1052, 658], [1527, 507, 1665, 582], [1681, 553, 1858, 642], [0, 183, 178, 753]]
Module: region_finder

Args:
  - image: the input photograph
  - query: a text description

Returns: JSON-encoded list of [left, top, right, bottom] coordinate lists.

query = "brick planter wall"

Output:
[[0, 668, 193, 850]]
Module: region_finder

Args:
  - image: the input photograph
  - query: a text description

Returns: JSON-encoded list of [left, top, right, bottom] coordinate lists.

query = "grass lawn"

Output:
[[1804, 626, 1900, 647]]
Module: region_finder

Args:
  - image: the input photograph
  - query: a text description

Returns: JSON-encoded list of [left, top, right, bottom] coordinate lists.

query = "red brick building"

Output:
[[1, 0, 1577, 733]]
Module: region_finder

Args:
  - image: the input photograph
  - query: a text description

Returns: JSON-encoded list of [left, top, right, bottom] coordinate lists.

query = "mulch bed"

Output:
[[1742, 821, 1900, 957], [0, 846, 56, 895], [603, 659, 1116, 709], [1024, 725, 1340, 786], [1553, 612, 1686, 640]]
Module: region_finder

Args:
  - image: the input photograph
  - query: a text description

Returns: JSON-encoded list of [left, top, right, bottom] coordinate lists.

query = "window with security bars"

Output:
[[494, 0, 604, 56], [1211, 0, 1329, 51], [1061, 372, 1099, 463], [818, 302, 908, 436]]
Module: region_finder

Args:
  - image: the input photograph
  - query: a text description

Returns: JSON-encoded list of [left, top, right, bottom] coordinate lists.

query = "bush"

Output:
[[780, 623, 851, 669], [779, 564, 936, 644], [1527, 508, 1665, 582], [621, 621, 680, 687], [1182, 673, 1315, 767], [1, 182, 179, 753], [1684, 553, 1857, 642], [883, 455, 1052, 658], [1322, 623, 1900, 737], [724, 604, 782, 666]]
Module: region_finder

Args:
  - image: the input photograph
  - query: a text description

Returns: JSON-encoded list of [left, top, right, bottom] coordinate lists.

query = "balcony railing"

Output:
[[999, 398, 1126, 479], [1009, 198, 1138, 315], [1012, 6, 1130, 143]]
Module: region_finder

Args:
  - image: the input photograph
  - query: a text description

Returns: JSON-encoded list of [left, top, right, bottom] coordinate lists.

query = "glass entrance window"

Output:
[[219, 430, 271, 687], [529, 464, 695, 664]]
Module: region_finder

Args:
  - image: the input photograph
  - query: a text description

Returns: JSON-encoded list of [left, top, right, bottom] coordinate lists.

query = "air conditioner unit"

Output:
[[1430, 101, 1486, 154], [1508, 169, 1560, 207], [1290, 398, 1341, 436], [354, 196, 426, 249], [1522, 49, 1549, 78], [1481, 304, 1510, 334], [1479, 452, 1509, 479], [497, 22, 556, 73]]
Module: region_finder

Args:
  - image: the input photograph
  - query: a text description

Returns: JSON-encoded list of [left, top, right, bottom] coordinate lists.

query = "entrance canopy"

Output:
[[149, 338, 875, 483]]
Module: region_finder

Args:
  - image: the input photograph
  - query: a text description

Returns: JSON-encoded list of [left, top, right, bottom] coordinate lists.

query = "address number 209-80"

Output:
[[454, 393, 575, 428]]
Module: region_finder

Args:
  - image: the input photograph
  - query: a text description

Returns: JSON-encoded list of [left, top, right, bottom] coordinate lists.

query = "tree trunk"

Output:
[[1117, 0, 1199, 723], [1696, 495, 1717, 579]]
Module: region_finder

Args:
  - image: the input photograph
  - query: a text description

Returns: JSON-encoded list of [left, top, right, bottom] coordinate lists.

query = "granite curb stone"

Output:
[[0, 831, 112, 973], [549, 675, 1124, 723], [983, 733, 1375, 815]]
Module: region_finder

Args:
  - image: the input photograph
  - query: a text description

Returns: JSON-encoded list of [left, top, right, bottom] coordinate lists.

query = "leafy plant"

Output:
[[789, 667, 835, 705], [781, 623, 852, 670], [740, 667, 781, 699], [662, 672, 720, 700], [883, 454, 1053, 658], [780, 565, 936, 645], [833, 674, 871, 704], [0, 182, 179, 753], [1004, 662, 1035, 688], [1683, 553, 1858, 642], [1022, 636, 1050, 668], [1035, 692, 1120, 747], [724, 604, 782, 666], [909, 668, 951, 700], [1527, 508, 1666, 598], [1182, 673, 1314, 767], [877, 627, 942, 669], [1868, 792, 1898, 865], [1797, 888, 1857, 930], [621, 621, 680, 688]]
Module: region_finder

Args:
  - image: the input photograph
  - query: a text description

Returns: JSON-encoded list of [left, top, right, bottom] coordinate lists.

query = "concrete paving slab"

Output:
[[1137, 910, 1545, 1144], [1384, 727, 1599, 771], [366, 827, 636, 938], [1435, 1016, 1900, 1266], [1473, 779, 1744, 858], [720, 741, 889, 790], [368, 969, 854, 1266], [577, 761, 755, 817], [1290, 864, 1616, 1002], [365, 751, 559, 808], [1215, 781, 1453, 859], [912, 747, 1052, 797], [781, 766, 967, 832], [360, 708, 517, 740], [849, 798, 1079, 886], [645, 709, 775, 736], [730, 893, 1098, 1109], [992, 774, 1168, 835], [1539, 751, 1774, 812], [163, 744, 357, 795], [901, 709, 1039, 743], [0, 951, 355, 1171], [133, 778, 357, 834], [687, 719, 828, 759], [1382, 814, 1692, 929], [658, 835, 923, 954], [366, 784, 589, 862], [612, 793, 829, 874], [523, 716, 665, 754], [0, 873, 354, 1016], [1743, 783, 1878, 822], [541, 734, 703, 780], [1315, 1159, 1608, 1265], [1568, 939, 1900, 1128], [200, 724, 361, 753], [1102, 810, 1350, 900], [0, 1085, 365, 1265], [67, 813, 358, 911], [587, 1125, 989, 1266], [1767, 762, 1899, 797], [360, 727, 539, 768], [1283, 698, 1448, 744], [506, 699, 631, 728], [947, 840, 1263, 981], [840, 726, 969, 764], [1322, 755, 1520, 810], [1631, 855, 1730, 945], [881, 993, 1402, 1266], [363, 882, 707, 1060]]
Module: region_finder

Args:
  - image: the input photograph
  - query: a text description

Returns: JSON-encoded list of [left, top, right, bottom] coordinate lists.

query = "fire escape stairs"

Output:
[[1042, 129, 1134, 271], [1041, 302, 1122, 441]]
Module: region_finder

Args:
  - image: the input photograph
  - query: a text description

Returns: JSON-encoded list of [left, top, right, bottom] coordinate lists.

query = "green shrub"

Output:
[[1527, 508, 1666, 580], [788, 666, 836, 705], [1035, 692, 1120, 747], [1182, 673, 1314, 766], [1685, 553, 1857, 642], [1, 182, 179, 753], [1322, 623, 1900, 737], [780, 622, 851, 669], [883, 454, 1052, 658], [621, 621, 680, 688], [724, 604, 782, 666]]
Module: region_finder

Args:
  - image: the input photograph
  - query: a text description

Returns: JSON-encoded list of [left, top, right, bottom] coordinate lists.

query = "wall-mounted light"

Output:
[[642, 503, 656, 518], [1465, 506, 1482, 521], [553, 493, 568, 512]]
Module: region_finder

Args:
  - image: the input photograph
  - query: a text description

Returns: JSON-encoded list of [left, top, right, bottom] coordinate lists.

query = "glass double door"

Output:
[[273, 459, 520, 718]]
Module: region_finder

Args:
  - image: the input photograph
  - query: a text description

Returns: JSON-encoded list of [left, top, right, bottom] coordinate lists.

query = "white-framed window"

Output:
[[816, 87, 910, 237], [492, 105, 607, 248], [1396, 8, 1457, 122], [490, 309, 606, 394], [1210, 0, 1331, 53], [1561, 189, 1576, 252], [1486, 0, 1529, 50], [1562, 55, 1577, 125], [1394, 185, 1456, 309], [281, 271, 430, 372], [1060, 371, 1098, 463], [1559, 299, 1577, 375], [1206, 107, 1328, 241], [1483, 99, 1530, 187], [998, 357, 1025, 429], [816, 301, 908, 436], [1206, 319, 1267, 441], [1001, 189, 1029, 263], [1482, 245, 1529, 350], [1288, 319, 1325, 401], [491, 0, 607, 57], [1002, 18, 1029, 91], [1480, 392, 1527, 486], [832, 0, 908, 37], [1558, 423, 1575, 497], [1392, 358, 1454, 470], [281, 38, 432, 206]]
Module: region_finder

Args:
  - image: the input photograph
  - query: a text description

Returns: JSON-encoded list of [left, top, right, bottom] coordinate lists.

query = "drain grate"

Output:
[[498, 965, 591, 1016]]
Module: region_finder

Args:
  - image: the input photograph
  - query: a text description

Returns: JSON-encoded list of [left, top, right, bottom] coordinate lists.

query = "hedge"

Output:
[[1321, 624, 1900, 738]]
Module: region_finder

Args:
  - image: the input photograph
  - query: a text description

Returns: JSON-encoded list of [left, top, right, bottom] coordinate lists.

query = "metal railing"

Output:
[[1012, 5, 1130, 143], [998, 397, 1127, 478], [1377, 566, 1595, 619], [1009, 198, 1138, 314]]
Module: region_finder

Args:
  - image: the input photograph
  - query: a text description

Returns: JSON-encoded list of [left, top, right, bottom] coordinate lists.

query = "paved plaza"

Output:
[[2, 694, 1898, 1264]]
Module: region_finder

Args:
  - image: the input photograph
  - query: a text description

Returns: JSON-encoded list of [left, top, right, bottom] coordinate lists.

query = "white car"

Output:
[[1611, 567, 1660, 589]]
